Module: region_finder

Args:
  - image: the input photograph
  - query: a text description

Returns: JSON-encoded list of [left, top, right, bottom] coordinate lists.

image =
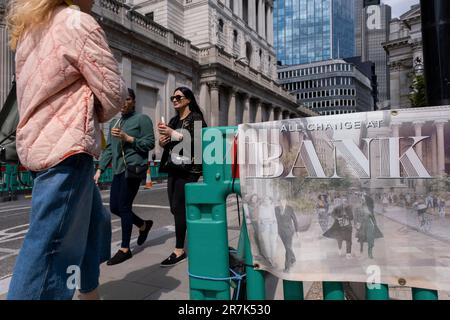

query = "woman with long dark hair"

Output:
[[158, 87, 207, 267]]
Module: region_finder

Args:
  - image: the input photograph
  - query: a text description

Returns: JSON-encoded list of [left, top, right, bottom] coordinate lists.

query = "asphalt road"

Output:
[[0, 182, 172, 280]]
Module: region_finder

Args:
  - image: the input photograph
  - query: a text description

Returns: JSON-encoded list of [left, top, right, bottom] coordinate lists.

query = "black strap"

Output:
[[0, 130, 16, 145]]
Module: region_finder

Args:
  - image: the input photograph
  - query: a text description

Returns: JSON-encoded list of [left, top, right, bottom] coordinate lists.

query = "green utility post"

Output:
[[366, 284, 390, 300], [412, 288, 438, 300], [186, 126, 237, 300]]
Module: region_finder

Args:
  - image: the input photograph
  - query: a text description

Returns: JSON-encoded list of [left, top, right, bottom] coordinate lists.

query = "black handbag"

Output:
[[120, 138, 147, 180], [124, 164, 147, 180]]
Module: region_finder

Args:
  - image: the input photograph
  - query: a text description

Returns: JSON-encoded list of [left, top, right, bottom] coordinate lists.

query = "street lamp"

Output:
[[413, 57, 424, 75]]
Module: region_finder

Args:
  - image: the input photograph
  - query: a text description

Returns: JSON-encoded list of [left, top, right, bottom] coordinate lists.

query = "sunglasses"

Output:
[[170, 95, 186, 102]]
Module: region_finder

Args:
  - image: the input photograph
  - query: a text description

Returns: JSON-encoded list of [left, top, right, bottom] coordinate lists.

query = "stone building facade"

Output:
[[1, 0, 312, 158], [382, 5, 422, 109]]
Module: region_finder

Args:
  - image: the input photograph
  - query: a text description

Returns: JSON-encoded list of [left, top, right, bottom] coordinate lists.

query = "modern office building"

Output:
[[273, 0, 355, 66], [277, 58, 374, 115], [355, 1, 391, 109]]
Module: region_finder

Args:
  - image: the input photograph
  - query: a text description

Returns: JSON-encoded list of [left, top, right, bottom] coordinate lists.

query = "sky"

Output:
[[382, 0, 420, 18]]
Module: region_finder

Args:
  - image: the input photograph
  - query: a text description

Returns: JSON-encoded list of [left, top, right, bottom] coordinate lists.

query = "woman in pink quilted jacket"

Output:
[[6, 0, 127, 300]]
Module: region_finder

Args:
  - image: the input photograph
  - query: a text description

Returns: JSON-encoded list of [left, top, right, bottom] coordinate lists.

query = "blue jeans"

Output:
[[7, 154, 111, 300]]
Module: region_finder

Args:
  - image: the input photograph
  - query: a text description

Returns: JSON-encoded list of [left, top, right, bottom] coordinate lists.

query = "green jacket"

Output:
[[98, 111, 155, 175]]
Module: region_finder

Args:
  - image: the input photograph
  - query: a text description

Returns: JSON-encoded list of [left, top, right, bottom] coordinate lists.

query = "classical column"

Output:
[[255, 100, 263, 123], [268, 105, 275, 122], [237, 0, 242, 18], [248, 0, 256, 30], [431, 131, 438, 175], [267, 4, 274, 45], [435, 120, 446, 175], [243, 94, 250, 124], [258, 0, 265, 38], [200, 82, 211, 126], [210, 82, 220, 127], [413, 121, 425, 160], [391, 122, 400, 137], [121, 55, 132, 88], [166, 73, 177, 119], [228, 88, 237, 126], [0, 20, 14, 106]]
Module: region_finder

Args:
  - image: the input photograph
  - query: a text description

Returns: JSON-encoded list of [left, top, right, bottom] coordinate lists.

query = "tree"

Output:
[[409, 74, 428, 108]]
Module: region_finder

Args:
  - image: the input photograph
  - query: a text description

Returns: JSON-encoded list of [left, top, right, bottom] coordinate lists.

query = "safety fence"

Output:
[[0, 160, 167, 198], [185, 126, 439, 300]]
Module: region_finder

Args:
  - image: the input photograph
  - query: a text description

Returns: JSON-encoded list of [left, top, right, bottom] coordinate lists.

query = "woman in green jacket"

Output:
[[94, 88, 155, 265]]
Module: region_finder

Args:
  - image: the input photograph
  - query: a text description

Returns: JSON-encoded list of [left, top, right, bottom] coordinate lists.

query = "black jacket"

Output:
[[159, 111, 207, 175]]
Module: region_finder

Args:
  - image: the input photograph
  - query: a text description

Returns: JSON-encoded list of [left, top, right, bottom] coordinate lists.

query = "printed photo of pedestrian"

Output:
[[244, 194, 262, 252], [95, 88, 155, 266], [158, 87, 207, 267], [6, 0, 127, 300], [355, 193, 383, 259], [317, 194, 329, 232], [275, 198, 299, 272], [438, 196, 446, 218], [323, 204, 354, 259], [257, 197, 278, 266]]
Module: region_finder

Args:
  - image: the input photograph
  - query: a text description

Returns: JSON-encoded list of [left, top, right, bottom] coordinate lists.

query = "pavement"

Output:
[[0, 192, 315, 300], [2, 191, 450, 300]]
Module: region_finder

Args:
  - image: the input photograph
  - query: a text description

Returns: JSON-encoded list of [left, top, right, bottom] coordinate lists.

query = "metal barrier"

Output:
[[0, 160, 167, 198], [185, 126, 439, 300]]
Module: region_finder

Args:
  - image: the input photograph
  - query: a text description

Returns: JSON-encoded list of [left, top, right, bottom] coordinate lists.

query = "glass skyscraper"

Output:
[[274, 0, 355, 65]]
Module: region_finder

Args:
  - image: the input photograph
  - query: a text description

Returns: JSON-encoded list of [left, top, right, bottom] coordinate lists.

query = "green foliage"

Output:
[[427, 174, 450, 197], [409, 74, 428, 108]]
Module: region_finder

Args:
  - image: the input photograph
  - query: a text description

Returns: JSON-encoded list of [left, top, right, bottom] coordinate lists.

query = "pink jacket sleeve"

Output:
[[77, 27, 127, 123]]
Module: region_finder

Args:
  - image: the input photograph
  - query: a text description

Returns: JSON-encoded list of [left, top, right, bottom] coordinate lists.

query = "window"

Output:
[[233, 30, 238, 42], [218, 19, 224, 33], [230, 0, 234, 12], [243, 0, 248, 23], [145, 12, 154, 21], [245, 42, 252, 64]]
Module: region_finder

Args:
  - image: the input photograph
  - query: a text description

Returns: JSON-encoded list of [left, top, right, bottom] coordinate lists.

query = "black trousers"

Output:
[[110, 172, 144, 248], [167, 172, 200, 249]]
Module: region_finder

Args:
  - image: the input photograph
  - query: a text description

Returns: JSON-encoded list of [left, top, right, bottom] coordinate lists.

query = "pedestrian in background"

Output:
[[94, 88, 155, 266], [158, 87, 207, 267], [6, 0, 127, 300], [275, 198, 299, 272]]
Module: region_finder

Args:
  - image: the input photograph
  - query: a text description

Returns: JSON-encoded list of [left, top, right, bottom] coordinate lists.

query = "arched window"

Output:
[[233, 30, 238, 43], [218, 19, 224, 33]]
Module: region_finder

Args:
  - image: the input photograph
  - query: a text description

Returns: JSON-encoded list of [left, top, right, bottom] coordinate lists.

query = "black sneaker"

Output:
[[160, 252, 187, 267], [137, 220, 154, 246], [107, 249, 132, 265]]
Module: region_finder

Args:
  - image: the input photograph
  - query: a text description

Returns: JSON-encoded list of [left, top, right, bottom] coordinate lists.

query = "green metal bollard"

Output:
[[366, 283, 390, 300], [283, 281, 304, 300], [412, 288, 438, 300], [186, 126, 237, 300], [242, 217, 266, 300], [323, 282, 345, 300]]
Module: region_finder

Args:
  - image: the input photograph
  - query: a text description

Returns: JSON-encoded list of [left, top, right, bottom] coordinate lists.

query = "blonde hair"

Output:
[[6, 0, 65, 50]]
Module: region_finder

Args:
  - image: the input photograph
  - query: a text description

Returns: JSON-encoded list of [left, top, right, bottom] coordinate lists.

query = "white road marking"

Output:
[[0, 206, 31, 214], [0, 224, 176, 297], [102, 203, 170, 209]]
